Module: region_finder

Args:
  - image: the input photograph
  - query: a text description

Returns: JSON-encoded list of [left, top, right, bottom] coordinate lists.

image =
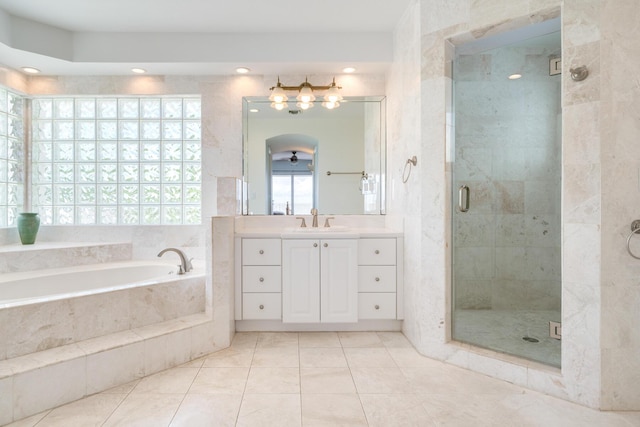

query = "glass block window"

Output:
[[32, 96, 201, 225], [0, 86, 24, 227]]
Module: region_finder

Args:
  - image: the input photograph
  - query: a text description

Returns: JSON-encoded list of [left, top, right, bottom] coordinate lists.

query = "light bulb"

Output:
[[271, 102, 288, 111]]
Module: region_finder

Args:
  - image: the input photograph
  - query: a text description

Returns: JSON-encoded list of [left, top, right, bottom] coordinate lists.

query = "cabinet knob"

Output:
[[313, 243, 318, 247], [259, 277, 264, 282], [323, 243, 328, 247], [259, 250, 264, 254], [375, 277, 380, 282], [259, 304, 264, 310], [375, 305, 380, 310], [375, 250, 380, 254]]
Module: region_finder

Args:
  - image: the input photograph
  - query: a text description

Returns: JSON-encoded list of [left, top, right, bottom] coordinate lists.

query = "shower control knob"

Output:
[[259, 277, 264, 282], [259, 304, 264, 310], [375, 305, 380, 310]]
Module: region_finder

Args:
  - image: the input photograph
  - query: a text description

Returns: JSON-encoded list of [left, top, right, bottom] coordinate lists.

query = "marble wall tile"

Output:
[[13, 358, 86, 420], [0, 376, 12, 425], [85, 342, 145, 395]]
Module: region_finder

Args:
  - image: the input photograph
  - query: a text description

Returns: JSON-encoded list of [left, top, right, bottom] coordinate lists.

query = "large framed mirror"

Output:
[[242, 96, 386, 215]]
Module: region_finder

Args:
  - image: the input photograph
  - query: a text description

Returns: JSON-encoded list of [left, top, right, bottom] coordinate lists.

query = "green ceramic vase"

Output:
[[17, 212, 40, 245]]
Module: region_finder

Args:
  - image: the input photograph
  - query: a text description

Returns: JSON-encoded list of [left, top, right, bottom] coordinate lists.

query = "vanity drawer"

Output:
[[243, 266, 281, 293], [242, 293, 282, 319], [358, 238, 396, 265], [242, 238, 281, 265], [358, 293, 396, 319], [358, 266, 396, 292]]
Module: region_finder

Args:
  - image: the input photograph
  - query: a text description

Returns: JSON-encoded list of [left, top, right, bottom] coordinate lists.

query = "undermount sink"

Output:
[[284, 225, 350, 233]]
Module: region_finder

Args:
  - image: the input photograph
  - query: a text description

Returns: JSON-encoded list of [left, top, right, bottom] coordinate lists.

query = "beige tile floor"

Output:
[[7, 332, 640, 427]]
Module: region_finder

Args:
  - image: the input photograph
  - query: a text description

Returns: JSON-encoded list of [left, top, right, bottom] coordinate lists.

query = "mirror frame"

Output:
[[242, 96, 387, 216]]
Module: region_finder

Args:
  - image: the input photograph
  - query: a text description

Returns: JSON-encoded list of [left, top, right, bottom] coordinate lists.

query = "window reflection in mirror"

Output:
[[242, 96, 386, 215]]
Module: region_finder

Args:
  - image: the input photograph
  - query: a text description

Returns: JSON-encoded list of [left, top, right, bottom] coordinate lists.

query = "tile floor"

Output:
[[7, 332, 640, 427]]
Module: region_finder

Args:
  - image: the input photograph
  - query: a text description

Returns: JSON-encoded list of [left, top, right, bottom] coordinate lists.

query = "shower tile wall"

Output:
[[454, 42, 561, 311]]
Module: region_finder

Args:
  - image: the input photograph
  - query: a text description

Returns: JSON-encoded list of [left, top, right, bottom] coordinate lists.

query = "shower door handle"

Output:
[[458, 185, 470, 213]]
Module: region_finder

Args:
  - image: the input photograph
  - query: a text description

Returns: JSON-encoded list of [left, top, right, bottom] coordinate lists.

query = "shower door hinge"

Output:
[[549, 321, 562, 340], [549, 58, 561, 76]]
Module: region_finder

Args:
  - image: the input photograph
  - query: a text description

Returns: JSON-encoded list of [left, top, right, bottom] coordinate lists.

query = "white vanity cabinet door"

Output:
[[358, 238, 396, 265], [358, 293, 396, 319], [242, 239, 281, 265], [243, 293, 282, 319], [243, 266, 281, 293], [282, 239, 320, 323], [358, 266, 396, 293], [320, 239, 358, 323]]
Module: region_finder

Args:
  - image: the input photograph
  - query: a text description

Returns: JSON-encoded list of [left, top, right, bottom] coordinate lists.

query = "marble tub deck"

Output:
[[6, 331, 639, 427]]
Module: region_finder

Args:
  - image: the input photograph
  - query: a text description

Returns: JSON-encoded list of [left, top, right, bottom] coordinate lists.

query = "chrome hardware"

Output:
[[259, 304, 264, 310], [323, 243, 328, 247], [374, 250, 380, 254], [313, 243, 318, 247], [324, 216, 335, 228], [259, 277, 264, 282], [259, 249, 264, 254], [157, 247, 193, 275], [375, 305, 380, 310], [458, 185, 470, 213], [296, 216, 307, 228], [626, 220, 640, 259], [375, 277, 380, 282]]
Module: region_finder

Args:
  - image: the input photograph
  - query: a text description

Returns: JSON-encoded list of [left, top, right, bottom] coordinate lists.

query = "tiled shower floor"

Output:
[[453, 309, 562, 367]]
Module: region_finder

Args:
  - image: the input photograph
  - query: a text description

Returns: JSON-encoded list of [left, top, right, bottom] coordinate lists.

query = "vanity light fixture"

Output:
[[269, 77, 343, 110], [21, 67, 40, 74]]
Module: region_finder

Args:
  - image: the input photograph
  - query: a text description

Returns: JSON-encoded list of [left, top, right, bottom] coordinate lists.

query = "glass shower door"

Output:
[[451, 30, 562, 367]]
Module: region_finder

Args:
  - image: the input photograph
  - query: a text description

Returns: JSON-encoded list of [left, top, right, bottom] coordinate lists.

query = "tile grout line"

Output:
[[234, 333, 258, 426], [166, 355, 208, 426]]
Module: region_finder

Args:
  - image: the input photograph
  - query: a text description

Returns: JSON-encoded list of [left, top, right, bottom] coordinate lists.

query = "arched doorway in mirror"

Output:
[[265, 134, 318, 215]]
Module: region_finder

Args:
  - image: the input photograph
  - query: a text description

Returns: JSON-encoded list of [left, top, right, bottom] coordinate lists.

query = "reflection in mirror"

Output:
[[242, 96, 386, 215]]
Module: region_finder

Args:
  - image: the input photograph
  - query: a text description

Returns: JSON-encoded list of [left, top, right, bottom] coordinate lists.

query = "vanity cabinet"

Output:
[[282, 238, 358, 323], [357, 238, 398, 319], [241, 238, 282, 319]]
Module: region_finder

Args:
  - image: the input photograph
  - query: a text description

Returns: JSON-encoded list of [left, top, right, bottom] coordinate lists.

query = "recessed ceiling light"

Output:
[[249, 108, 259, 113], [342, 67, 356, 73], [508, 73, 522, 80], [131, 68, 146, 74], [21, 67, 40, 74], [236, 67, 250, 74]]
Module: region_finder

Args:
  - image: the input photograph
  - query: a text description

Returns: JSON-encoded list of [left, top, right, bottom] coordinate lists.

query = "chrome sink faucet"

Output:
[[157, 247, 193, 274], [311, 208, 319, 227]]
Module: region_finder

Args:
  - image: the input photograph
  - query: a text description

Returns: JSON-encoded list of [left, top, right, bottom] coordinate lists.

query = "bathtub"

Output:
[[0, 260, 206, 360]]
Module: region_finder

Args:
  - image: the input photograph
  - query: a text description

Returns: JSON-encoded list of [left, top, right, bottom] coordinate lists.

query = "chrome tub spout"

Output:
[[157, 247, 193, 274]]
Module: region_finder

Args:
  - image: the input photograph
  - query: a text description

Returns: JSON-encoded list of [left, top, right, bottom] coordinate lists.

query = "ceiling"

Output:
[[0, 0, 412, 76]]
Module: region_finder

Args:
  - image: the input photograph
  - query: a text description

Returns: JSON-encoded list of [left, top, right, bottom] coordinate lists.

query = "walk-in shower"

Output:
[[451, 22, 562, 367]]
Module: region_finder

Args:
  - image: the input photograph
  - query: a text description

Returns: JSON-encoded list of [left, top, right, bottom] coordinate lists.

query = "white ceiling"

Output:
[[0, 0, 412, 76]]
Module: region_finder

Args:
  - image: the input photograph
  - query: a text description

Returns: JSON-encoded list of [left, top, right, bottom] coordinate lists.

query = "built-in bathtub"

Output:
[[0, 260, 206, 360]]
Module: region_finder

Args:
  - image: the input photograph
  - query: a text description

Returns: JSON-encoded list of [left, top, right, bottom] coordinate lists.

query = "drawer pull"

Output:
[[323, 243, 328, 247], [375, 250, 380, 254], [259, 277, 264, 282], [375, 277, 380, 282], [313, 243, 318, 247], [375, 305, 380, 310], [259, 250, 264, 254], [259, 304, 264, 310]]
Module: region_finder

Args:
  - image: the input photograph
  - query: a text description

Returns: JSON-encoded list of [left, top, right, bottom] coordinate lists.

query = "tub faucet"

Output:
[[311, 208, 318, 227], [157, 248, 193, 275]]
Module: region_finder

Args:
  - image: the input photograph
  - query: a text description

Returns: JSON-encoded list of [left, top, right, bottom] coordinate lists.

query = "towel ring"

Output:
[[626, 220, 640, 259], [402, 156, 417, 183]]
